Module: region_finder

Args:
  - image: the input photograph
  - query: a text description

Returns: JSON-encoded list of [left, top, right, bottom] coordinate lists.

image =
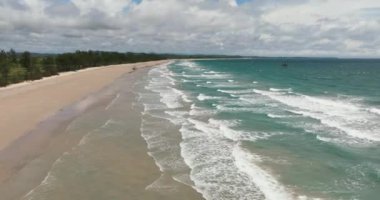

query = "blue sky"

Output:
[[132, 0, 142, 4], [0, 0, 379, 57]]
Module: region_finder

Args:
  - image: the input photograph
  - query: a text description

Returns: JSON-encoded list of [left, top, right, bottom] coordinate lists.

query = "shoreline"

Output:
[[0, 60, 168, 151], [0, 61, 177, 199]]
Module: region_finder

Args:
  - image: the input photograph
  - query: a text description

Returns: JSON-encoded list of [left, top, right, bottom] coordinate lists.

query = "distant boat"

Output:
[[281, 61, 288, 67]]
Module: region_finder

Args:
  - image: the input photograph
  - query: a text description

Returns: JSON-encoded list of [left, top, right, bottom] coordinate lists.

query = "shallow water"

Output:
[[9, 69, 202, 200], [139, 59, 380, 200], [8, 59, 380, 200]]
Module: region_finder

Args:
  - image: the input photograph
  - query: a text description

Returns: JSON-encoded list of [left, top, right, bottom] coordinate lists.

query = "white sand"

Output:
[[0, 60, 168, 150]]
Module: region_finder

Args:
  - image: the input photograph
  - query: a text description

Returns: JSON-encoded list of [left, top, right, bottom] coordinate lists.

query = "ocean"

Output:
[[139, 59, 380, 200], [19, 59, 380, 200]]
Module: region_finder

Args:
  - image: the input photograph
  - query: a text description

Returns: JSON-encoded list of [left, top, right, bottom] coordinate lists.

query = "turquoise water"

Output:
[[141, 59, 380, 200]]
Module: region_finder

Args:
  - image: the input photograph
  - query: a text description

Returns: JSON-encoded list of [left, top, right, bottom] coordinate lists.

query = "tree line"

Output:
[[0, 50, 165, 87]]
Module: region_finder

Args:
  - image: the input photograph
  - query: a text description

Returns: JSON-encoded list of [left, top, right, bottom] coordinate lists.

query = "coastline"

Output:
[[0, 60, 168, 151], [0, 60, 194, 199]]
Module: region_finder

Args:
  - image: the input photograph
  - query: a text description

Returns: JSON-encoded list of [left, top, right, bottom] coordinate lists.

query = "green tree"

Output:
[[20, 51, 32, 70], [1, 49, 173, 88], [29, 57, 43, 80], [8, 49, 17, 63], [42, 57, 58, 76], [0, 50, 9, 86], [0, 71, 6, 86], [7, 63, 27, 84], [20, 52, 43, 80]]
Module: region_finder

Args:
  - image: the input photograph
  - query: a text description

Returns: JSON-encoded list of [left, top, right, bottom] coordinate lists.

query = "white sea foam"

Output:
[[159, 88, 183, 109], [316, 135, 347, 144], [253, 89, 380, 143], [232, 146, 294, 200], [173, 88, 192, 103], [368, 108, 380, 115], [139, 61, 303, 200], [215, 105, 257, 113], [202, 83, 243, 89], [142, 103, 167, 112], [165, 110, 189, 125], [212, 95, 279, 114], [269, 87, 293, 93], [140, 127, 167, 171], [179, 124, 266, 200], [181, 74, 203, 78], [143, 60, 379, 199], [177, 61, 203, 71], [267, 113, 289, 118], [239, 95, 278, 108], [208, 118, 279, 141], [146, 67, 184, 109], [178, 117, 289, 200], [189, 104, 216, 116], [197, 94, 222, 101], [201, 73, 231, 79], [141, 64, 196, 181], [189, 118, 262, 142], [217, 89, 253, 95], [181, 72, 230, 80]]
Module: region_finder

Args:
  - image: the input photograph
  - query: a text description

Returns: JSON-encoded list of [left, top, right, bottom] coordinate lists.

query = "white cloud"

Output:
[[0, 0, 379, 57], [228, 0, 238, 7], [71, 0, 131, 16]]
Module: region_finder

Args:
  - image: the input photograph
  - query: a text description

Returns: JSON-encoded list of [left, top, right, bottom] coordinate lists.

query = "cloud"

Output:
[[0, 0, 379, 57], [71, 0, 131, 16]]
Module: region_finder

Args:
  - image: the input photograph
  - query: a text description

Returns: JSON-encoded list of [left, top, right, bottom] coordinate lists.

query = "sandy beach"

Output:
[[0, 60, 206, 200], [0, 60, 166, 151]]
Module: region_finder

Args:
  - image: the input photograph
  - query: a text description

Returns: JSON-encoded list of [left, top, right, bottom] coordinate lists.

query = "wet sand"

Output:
[[0, 61, 203, 199]]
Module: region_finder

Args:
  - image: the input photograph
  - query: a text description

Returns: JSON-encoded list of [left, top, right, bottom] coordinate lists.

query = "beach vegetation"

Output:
[[0, 49, 166, 87], [0, 49, 239, 87], [7, 64, 27, 84]]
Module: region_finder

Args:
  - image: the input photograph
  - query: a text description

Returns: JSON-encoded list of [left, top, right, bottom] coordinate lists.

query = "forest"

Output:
[[0, 49, 167, 87], [0, 49, 242, 87]]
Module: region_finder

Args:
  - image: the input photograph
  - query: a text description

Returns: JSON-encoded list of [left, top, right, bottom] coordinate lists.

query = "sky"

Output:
[[0, 0, 380, 58]]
